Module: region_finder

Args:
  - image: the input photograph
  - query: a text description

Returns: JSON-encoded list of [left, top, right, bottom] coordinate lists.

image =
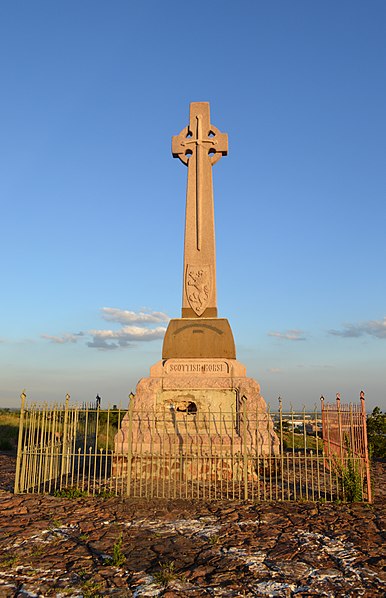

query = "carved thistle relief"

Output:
[[186, 265, 211, 316]]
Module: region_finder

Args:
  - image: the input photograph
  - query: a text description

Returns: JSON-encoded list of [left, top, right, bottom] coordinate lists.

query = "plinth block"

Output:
[[162, 318, 236, 359]]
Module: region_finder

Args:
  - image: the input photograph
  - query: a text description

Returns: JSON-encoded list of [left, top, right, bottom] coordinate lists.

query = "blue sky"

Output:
[[1, 1, 385, 410]]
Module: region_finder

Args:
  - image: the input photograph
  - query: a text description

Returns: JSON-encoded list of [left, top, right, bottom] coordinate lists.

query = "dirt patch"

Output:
[[0, 454, 385, 597]]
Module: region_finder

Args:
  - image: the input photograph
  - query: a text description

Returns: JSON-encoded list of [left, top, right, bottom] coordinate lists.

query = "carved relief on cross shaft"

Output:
[[185, 265, 212, 316]]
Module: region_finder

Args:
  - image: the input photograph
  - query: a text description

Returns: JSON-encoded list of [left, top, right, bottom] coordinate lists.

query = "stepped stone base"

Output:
[[114, 358, 279, 458]]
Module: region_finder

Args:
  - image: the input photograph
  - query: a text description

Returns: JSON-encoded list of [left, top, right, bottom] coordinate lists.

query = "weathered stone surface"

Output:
[[172, 102, 227, 321], [115, 361, 279, 460], [0, 455, 385, 597], [163, 319, 236, 359]]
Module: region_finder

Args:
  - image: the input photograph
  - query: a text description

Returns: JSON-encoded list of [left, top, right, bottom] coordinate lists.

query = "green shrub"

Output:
[[367, 407, 386, 460], [54, 487, 88, 499], [105, 534, 126, 567], [340, 457, 363, 502], [333, 437, 364, 502], [154, 561, 179, 587]]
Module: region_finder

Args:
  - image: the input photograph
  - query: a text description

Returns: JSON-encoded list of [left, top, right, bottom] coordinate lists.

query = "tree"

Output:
[[367, 407, 386, 460]]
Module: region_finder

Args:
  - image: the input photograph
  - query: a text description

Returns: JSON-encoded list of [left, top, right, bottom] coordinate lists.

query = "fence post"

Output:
[[278, 398, 284, 500], [61, 393, 70, 480], [360, 391, 372, 503], [315, 403, 321, 500], [242, 398, 248, 500], [126, 398, 134, 496], [14, 391, 26, 494], [336, 393, 344, 459]]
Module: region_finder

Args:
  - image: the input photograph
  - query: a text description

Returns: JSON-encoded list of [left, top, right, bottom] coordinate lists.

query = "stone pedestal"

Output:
[[115, 357, 279, 459]]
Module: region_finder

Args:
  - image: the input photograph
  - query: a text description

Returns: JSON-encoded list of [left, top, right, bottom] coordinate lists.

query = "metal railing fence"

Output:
[[321, 392, 372, 502], [14, 393, 372, 502]]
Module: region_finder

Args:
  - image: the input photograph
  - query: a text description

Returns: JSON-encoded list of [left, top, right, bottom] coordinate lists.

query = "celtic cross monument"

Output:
[[163, 102, 235, 359], [173, 101, 227, 316], [115, 102, 278, 458]]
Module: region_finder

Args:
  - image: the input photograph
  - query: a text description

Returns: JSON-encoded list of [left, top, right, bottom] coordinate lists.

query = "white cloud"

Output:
[[268, 329, 306, 341], [41, 306, 169, 350], [101, 307, 170, 324], [41, 333, 84, 344], [267, 367, 282, 373], [87, 326, 167, 350], [86, 338, 123, 350], [89, 326, 166, 341], [329, 317, 386, 339]]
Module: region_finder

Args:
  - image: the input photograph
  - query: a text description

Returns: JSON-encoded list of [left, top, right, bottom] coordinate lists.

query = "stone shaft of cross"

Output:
[[181, 114, 217, 250], [172, 102, 228, 318]]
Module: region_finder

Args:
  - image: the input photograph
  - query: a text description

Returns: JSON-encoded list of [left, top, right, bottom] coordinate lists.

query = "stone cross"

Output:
[[172, 102, 228, 318]]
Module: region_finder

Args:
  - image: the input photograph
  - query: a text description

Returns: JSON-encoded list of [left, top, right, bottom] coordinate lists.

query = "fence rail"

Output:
[[14, 393, 372, 502]]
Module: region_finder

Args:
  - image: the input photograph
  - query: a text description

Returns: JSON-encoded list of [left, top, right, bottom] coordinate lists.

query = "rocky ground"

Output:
[[0, 454, 385, 597]]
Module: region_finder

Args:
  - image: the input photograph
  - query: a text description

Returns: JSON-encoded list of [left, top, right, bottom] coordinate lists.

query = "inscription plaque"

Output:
[[165, 360, 229, 375]]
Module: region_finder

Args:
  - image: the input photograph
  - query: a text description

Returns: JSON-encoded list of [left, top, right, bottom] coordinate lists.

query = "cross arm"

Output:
[[172, 125, 228, 166]]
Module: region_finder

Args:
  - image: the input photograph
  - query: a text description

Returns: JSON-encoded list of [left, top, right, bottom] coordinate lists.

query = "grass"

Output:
[[153, 561, 180, 587], [1, 554, 18, 568], [208, 534, 220, 545], [333, 446, 364, 502], [80, 579, 104, 598], [29, 546, 45, 559], [0, 409, 20, 451], [104, 533, 126, 567], [54, 487, 88, 499], [96, 489, 116, 499], [281, 431, 323, 452], [78, 409, 127, 451], [0, 408, 125, 453], [79, 533, 89, 542]]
